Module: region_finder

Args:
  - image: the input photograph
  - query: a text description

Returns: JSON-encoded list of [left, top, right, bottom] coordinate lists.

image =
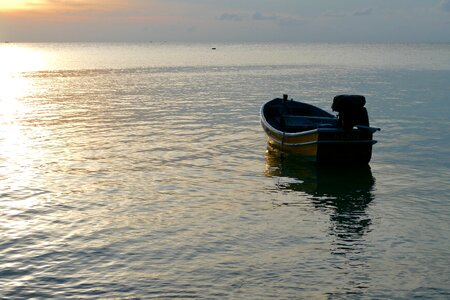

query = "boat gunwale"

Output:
[[260, 100, 379, 138]]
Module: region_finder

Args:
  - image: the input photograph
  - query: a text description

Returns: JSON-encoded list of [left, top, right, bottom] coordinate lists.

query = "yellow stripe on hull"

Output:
[[267, 131, 319, 145], [267, 136, 318, 157]]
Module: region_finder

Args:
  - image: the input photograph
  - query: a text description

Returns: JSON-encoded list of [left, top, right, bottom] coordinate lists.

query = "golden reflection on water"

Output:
[[0, 45, 44, 123], [0, 44, 47, 73], [0, 45, 46, 215]]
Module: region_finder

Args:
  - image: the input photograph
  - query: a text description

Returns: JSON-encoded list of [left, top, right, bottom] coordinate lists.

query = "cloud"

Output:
[[252, 12, 278, 21], [277, 17, 306, 28], [439, 0, 450, 12], [3, 0, 448, 43], [353, 8, 373, 16], [218, 13, 242, 22], [323, 8, 373, 18], [250, 12, 305, 27], [217, 11, 304, 27], [322, 11, 346, 18]]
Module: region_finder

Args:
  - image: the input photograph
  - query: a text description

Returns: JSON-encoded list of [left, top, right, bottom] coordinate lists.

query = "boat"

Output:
[[260, 94, 380, 164]]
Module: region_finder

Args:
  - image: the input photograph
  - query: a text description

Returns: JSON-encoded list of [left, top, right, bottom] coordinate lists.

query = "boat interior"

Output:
[[263, 97, 337, 133]]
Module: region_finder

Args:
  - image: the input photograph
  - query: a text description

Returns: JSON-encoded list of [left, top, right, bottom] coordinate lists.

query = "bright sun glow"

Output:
[[0, 0, 29, 10], [0, 45, 43, 131], [0, 45, 44, 208], [0, 0, 46, 11], [0, 45, 47, 73]]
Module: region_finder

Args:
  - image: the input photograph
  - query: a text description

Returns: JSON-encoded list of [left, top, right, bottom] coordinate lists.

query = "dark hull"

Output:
[[261, 98, 378, 164]]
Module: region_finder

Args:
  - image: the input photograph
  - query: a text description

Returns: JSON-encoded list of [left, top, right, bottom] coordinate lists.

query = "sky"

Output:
[[0, 0, 449, 43]]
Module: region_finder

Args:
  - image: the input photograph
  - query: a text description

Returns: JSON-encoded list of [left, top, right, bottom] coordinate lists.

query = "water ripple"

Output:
[[1, 44, 449, 299]]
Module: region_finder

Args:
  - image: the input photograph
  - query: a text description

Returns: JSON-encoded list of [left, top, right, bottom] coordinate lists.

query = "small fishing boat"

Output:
[[260, 94, 380, 164]]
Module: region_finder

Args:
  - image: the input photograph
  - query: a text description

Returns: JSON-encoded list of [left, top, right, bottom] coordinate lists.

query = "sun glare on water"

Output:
[[0, 45, 46, 111], [0, 45, 37, 150], [0, 45, 49, 215]]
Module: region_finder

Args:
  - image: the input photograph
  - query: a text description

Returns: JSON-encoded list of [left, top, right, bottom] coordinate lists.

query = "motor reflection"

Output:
[[265, 148, 376, 253]]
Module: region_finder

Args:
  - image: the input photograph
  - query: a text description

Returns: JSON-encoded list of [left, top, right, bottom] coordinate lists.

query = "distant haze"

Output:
[[1, 0, 449, 42]]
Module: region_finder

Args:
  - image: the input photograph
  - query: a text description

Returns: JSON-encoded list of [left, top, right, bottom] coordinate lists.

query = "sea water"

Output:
[[0, 43, 449, 299]]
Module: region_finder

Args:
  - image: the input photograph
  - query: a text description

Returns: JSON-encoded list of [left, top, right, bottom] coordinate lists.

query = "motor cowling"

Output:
[[332, 95, 369, 131]]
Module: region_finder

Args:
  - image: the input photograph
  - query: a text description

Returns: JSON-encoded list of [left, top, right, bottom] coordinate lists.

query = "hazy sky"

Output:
[[1, 0, 449, 42]]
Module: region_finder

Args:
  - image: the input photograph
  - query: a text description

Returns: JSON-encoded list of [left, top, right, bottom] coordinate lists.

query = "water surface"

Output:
[[1, 43, 449, 299]]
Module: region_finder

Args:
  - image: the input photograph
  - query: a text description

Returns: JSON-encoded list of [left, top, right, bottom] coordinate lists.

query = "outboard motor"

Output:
[[332, 95, 369, 131]]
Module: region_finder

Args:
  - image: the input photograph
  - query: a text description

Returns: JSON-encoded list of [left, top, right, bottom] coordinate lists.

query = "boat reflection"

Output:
[[265, 148, 376, 253]]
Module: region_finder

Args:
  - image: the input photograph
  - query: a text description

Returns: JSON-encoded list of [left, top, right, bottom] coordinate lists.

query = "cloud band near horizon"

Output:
[[1, 0, 449, 43]]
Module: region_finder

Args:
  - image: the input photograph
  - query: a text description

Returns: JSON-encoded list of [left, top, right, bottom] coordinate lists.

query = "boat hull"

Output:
[[263, 126, 375, 163], [260, 98, 377, 164]]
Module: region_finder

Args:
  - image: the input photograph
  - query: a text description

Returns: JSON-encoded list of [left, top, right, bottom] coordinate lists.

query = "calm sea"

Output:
[[1, 43, 449, 299]]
